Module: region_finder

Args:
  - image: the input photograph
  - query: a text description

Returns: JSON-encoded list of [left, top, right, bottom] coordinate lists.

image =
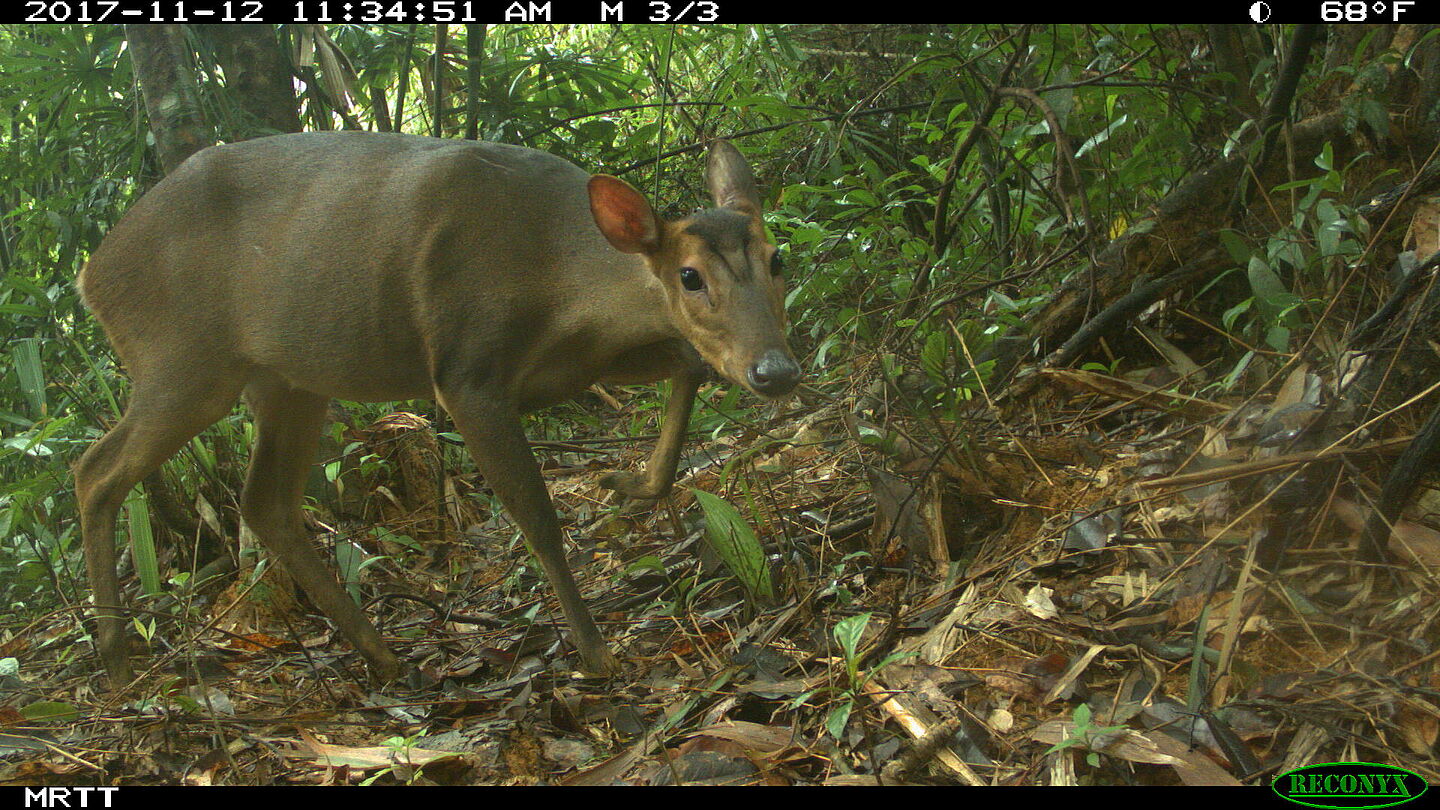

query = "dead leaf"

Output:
[[686, 721, 801, 756], [293, 729, 462, 772], [1032, 720, 1241, 785]]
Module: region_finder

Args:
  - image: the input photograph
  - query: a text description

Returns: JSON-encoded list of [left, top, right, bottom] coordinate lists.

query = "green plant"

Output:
[[1044, 703, 1129, 768], [131, 615, 157, 647], [791, 612, 914, 740], [360, 734, 427, 786], [1213, 143, 1369, 360], [690, 488, 775, 605], [624, 555, 723, 617], [335, 538, 388, 604], [817, 550, 871, 605]]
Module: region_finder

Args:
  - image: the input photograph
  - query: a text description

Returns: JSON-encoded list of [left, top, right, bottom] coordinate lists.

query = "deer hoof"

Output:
[[599, 470, 662, 499], [367, 652, 407, 683], [579, 648, 622, 677]]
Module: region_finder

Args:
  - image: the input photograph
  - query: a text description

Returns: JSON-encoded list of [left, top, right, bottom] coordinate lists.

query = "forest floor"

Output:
[[7, 348, 1440, 786]]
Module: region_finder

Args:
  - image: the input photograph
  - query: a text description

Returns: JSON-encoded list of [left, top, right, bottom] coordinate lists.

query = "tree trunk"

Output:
[[201, 25, 302, 139], [125, 25, 213, 172], [464, 24, 487, 141]]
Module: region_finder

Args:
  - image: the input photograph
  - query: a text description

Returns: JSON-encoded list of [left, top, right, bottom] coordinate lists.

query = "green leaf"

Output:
[[825, 698, 854, 739], [1041, 85, 1074, 127], [125, 487, 160, 596], [625, 555, 665, 574], [1314, 199, 1346, 257], [920, 330, 948, 380], [1221, 298, 1251, 332], [1246, 257, 1296, 316], [845, 188, 879, 207], [1265, 325, 1291, 353], [335, 539, 368, 602], [833, 612, 870, 662], [1318, 222, 1341, 257], [870, 650, 918, 672], [690, 489, 774, 604], [1075, 114, 1128, 159], [20, 701, 80, 723], [12, 338, 46, 418], [1217, 230, 1251, 266], [1222, 351, 1256, 390], [372, 526, 419, 552], [788, 225, 826, 245]]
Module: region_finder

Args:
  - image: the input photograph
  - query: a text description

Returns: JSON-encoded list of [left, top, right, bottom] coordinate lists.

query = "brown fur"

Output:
[[75, 133, 797, 685]]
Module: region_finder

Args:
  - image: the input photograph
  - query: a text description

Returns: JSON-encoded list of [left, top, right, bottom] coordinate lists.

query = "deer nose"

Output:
[[748, 350, 801, 397]]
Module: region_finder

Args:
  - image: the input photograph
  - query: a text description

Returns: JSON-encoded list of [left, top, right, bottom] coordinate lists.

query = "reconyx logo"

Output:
[[1274, 763, 1427, 809]]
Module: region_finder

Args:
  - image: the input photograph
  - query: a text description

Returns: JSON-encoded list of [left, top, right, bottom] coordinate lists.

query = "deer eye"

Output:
[[679, 267, 704, 291], [769, 250, 784, 276]]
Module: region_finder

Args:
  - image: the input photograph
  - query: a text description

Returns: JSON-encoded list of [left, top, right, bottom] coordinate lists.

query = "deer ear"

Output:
[[589, 175, 659, 254], [706, 140, 761, 216]]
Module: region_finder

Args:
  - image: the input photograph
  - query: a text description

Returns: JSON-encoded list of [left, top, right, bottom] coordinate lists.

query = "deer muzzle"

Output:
[[747, 349, 802, 398]]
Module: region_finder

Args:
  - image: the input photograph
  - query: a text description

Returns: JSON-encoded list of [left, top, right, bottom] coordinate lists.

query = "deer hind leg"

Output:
[[239, 380, 402, 681], [75, 368, 244, 688]]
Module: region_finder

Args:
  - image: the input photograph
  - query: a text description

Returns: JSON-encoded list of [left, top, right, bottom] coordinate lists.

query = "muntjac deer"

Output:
[[75, 132, 799, 686]]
